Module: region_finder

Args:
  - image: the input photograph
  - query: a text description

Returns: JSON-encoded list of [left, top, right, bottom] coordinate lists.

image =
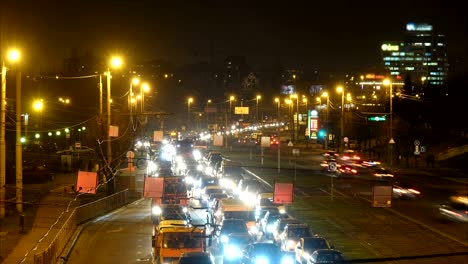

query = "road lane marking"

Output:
[[356, 195, 468, 247]]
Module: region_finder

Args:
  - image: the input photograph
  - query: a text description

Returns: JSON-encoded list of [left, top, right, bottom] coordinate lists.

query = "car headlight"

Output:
[[266, 224, 275, 233], [205, 167, 213, 175], [281, 255, 294, 264], [152, 206, 162, 215], [197, 164, 203, 171], [287, 240, 296, 249], [255, 256, 269, 264], [220, 235, 229, 243], [249, 226, 258, 234], [279, 208, 286, 214], [182, 207, 188, 213], [224, 244, 241, 259]]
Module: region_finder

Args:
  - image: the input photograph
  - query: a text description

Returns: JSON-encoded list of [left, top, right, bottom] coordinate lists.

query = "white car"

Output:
[[439, 196, 468, 223]]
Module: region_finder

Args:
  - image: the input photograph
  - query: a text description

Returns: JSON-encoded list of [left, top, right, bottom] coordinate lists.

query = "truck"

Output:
[[152, 223, 207, 264], [212, 198, 257, 235], [151, 176, 190, 224]]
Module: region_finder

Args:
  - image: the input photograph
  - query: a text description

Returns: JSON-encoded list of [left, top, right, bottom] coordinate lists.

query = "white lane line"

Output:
[[356, 195, 468, 247]]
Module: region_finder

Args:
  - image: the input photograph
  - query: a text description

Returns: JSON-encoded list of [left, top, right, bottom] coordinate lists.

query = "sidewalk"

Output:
[[1, 172, 78, 264]]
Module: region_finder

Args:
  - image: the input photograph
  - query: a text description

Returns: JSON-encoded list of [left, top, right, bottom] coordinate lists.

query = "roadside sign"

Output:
[[420, 146, 426, 153], [389, 138, 395, 144], [213, 135, 223, 146], [75, 141, 81, 149], [287, 141, 293, 147], [153, 130, 163, 142], [329, 162, 337, 172], [414, 145, 420, 155], [372, 185, 392, 207], [292, 148, 300, 156], [273, 182, 294, 204], [76, 171, 98, 194], [261, 136, 271, 147], [344, 137, 349, 143], [414, 140, 420, 146]]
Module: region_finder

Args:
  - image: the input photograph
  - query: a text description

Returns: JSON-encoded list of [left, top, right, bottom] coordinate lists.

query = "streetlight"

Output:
[[290, 94, 299, 142], [336, 86, 344, 153], [256, 95, 261, 123], [141, 82, 150, 113], [229, 95, 235, 120], [383, 79, 394, 165], [285, 98, 293, 141], [187, 97, 193, 130], [274, 97, 281, 173], [1, 49, 21, 217], [274, 98, 280, 121], [321, 92, 330, 150], [106, 56, 122, 166]]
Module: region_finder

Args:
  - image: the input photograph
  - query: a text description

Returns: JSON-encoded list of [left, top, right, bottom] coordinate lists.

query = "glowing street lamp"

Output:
[[229, 95, 235, 120], [187, 97, 193, 129], [383, 78, 394, 165], [141, 82, 150, 112], [274, 98, 280, 121], [106, 56, 123, 165], [256, 95, 261, 122], [336, 86, 344, 152], [321, 92, 330, 149], [1, 49, 22, 215]]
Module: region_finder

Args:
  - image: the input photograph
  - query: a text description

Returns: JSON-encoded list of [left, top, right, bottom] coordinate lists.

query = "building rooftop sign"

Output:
[[406, 23, 433, 31]]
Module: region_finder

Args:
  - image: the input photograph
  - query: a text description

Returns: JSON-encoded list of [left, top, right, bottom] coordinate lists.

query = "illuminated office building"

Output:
[[381, 23, 448, 86]]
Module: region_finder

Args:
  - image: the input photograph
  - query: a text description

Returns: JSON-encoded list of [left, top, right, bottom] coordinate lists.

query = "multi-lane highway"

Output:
[[64, 146, 468, 264]]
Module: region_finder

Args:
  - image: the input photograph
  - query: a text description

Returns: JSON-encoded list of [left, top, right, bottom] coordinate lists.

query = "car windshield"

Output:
[[304, 239, 329, 250], [163, 233, 203, 248], [221, 223, 248, 234], [179, 256, 211, 264], [224, 211, 256, 222], [288, 227, 310, 238]]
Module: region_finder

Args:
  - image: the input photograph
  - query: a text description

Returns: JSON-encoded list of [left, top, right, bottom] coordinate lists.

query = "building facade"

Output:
[[381, 23, 448, 87]]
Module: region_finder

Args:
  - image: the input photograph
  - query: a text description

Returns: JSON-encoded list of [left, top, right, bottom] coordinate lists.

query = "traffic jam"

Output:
[[143, 138, 349, 264]]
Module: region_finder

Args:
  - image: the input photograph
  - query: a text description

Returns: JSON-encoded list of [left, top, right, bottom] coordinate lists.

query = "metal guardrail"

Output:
[[33, 190, 129, 264]]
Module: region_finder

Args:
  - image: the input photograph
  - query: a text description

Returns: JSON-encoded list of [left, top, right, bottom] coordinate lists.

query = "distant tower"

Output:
[[381, 23, 449, 86]]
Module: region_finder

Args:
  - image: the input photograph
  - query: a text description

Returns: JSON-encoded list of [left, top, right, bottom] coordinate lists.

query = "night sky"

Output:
[[1, 0, 467, 73]]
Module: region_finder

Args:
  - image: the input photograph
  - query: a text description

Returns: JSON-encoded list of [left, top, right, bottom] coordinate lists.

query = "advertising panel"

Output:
[[281, 85, 296, 95], [235, 107, 249, 115], [76, 171, 98, 194], [143, 177, 164, 198], [274, 182, 294, 204]]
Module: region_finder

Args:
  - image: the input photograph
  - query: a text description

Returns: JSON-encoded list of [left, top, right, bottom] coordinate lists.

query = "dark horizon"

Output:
[[1, 1, 467, 74]]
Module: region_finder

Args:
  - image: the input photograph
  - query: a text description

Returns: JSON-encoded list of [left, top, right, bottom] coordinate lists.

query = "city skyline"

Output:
[[1, 1, 467, 74]]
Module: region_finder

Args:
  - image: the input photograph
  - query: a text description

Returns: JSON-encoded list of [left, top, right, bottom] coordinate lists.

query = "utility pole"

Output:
[[16, 70, 23, 213]]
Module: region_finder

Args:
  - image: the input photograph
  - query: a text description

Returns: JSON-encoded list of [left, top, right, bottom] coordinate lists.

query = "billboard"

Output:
[[143, 177, 164, 198], [76, 171, 98, 194], [235, 107, 249, 115], [273, 182, 294, 204], [307, 110, 319, 139], [281, 85, 296, 95], [309, 85, 325, 95]]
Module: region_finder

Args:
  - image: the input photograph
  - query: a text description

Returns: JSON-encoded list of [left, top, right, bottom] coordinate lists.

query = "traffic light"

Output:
[[318, 130, 326, 138], [368, 115, 386, 121]]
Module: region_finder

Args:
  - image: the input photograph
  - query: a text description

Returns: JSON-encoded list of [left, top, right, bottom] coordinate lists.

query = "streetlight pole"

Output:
[[229, 95, 235, 121], [275, 98, 281, 173], [1, 49, 21, 217], [15, 69, 23, 213], [187, 97, 193, 131], [337, 86, 344, 153], [383, 79, 394, 165], [0, 61, 6, 218], [256, 95, 261, 123], [322, 92, 329, 150], [106, 56, 122, 166]]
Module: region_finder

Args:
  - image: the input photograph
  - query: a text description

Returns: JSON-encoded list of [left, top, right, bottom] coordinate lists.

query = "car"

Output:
[[201, 185, 224, 203], [152, 204, 191, 225], [208, 192, 229, 208], [305, 249, 348, 264], [10, 160, 55, 183], [256, 192, 286, 214], [279, 224, 313, 251], [259, 210, 290, 238], [256, 205, 279, 222], [392, 182, 421, 200], [223, 233, 255, 264], [179, 251, 215, 264], [272, 218, 303, 243], [217, 219, 250, 251], [295, 237, 332, 264], [438, 195, 468, 223], [240, 242, 295, 264], [323, 151, 339, 158], [372, 168, 394, 180]]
